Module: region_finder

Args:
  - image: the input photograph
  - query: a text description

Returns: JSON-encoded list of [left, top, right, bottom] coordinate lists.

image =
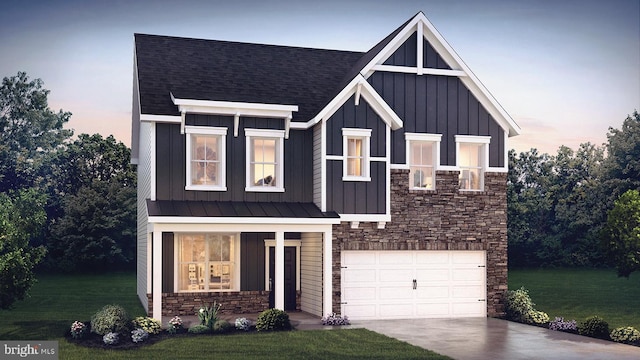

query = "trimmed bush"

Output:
[[188, 324, 211, 334], [102, 332, 119, 345], [131, 328, 149, 343], [529, 310, 550, 325], [610, 326, 640, 345], [132, 316, 162, 335], [213, 319, 232, 333], [578, 316, 610, 340], [548, 317, 578, 333], [256, 309, 291, 331], [90, 304, 131, 335], [235, 317, 252, 331]]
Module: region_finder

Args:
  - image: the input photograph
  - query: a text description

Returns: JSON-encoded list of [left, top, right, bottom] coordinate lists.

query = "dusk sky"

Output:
[[1, 0, 638, 155]]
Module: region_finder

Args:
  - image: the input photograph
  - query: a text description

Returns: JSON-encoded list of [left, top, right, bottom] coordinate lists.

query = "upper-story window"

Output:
[[342, 128, 372, 181], [185, 126, 227, 191], [245, 129, 285, 192], [455, 135, 490, 191], [406, 133, 442, 190]]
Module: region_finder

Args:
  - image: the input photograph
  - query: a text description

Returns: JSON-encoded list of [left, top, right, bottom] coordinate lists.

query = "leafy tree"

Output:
[[0, 72, 72, 192], [0, 189, 47, 309], [601, 111, 640, 207], [601, 189, 640, 278]]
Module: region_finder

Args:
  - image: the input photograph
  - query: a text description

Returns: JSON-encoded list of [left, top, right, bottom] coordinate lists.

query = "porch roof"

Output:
[[147, 200, 339, 219]]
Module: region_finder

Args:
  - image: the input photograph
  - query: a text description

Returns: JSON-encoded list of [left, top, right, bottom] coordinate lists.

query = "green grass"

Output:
[[0, 272, 450, 360], [509, 268, 640, 329]]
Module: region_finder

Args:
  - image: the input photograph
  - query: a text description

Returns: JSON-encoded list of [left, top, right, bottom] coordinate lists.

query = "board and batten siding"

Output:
[[383, 33, 452, 70], [155, 114, 314, 202], [241, 233, 267, 291], [368, 72, 505, 168], [136, 121, 154, 312], [312, 124, 322, 209], [300, 232, 323, 316], [324, 96, 387, 214]]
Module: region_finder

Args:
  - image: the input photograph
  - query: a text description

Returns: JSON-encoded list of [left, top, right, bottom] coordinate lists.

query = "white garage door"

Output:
[[341, 251, 486, 320]]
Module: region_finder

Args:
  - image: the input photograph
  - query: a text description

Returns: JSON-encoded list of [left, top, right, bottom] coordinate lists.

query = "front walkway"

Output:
[[355, 317, 640, 360]]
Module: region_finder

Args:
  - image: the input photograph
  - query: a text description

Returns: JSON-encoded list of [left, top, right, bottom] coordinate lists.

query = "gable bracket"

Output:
[[234, 113, 240, 137], [180, 110, 186, 135], [354, 83, 362, 106]]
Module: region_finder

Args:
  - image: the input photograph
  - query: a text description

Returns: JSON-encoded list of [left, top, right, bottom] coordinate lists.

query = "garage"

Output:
[[341, 251, 486, 320]]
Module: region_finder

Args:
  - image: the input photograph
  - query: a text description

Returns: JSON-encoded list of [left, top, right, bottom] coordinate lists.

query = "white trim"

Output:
[[417, 23, 424, 75], [385, 125, 391, 217], [185, 126, 228, 192], [339, 214, 391, 222], [405, 133, 442, 190], [320, 122, 327, 212], [438, 165, 458, 171], [342, 128, 372, 182], [148, 216, 341, 225], [150, 122, 157, 201], [245, 129, 285, 192], [172, 95, 298, 119], [370, 156, 387, 162], [322, 229, 332, 316], [149, 222, 334, 234], [152, 229, 162, 322], [350, 221, 359, 229], [264, 239, 301, 291], [390, 163, 411, 170], [455, 136, 491, 191], [454, 135, 491, 144], [140, 114, 181, 123], [371, 65, 467, 77], [325, 155, 342, 161]]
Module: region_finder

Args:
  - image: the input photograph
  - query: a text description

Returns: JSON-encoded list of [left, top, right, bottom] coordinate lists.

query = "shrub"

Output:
[[578, 316, 610, 340], [91, 304, 131, 335], [235, 317, 252, 331], [70, 321, 88, 339], [188, 324, 211, 334], [131, 328, 149, 343], [610, 326, 640, 345], [256, 309, 291, 331], [197, 302, 222, 329], [167, 316, 184, 334], [548, 317, 577, 333], [102, 332, 119, 345], [528, 310, 550, 325], [213, 319, 233, 333], [504, 287, 535, 323], [132, 316, 162, 335], [321, 313, 351, 326]]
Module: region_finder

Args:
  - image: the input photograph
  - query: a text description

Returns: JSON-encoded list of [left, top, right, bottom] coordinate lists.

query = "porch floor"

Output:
[[162, 311, 332, 331]]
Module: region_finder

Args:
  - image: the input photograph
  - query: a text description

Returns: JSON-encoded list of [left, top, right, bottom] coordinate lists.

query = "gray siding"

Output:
[[324, 97, 387, 214], [155, 114, 314, 202], [300, 232, 323, 316], [136, 121, 153, 311], [369, 72, 505, 167]]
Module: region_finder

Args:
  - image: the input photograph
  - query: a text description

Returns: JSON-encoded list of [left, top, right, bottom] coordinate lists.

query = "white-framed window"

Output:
[[405, 133, 441, 190], [185, 126, 227, 191], [245, 129, 285, 192], [342, 128, 372, 181], [455, 135, 490, 191], [176, 233, 240, 292]]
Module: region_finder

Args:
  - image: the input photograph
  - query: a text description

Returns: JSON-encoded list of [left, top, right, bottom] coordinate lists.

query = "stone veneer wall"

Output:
[[147, 291, 302, 317], [332, 169, 508, 317]]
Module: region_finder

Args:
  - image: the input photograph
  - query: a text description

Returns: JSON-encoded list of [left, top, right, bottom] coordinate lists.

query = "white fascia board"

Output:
[[140, 114, 181, 123], [371, 65, 466, 77], [149, 221, 336, 235], [339, 214, 391, 223], [148, 216, 341, 226], [309, 76, 361, 126], [171, 95, 298, 119]]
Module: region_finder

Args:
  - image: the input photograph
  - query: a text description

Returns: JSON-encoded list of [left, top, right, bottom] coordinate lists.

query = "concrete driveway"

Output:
[[356, 317, 640, 360]]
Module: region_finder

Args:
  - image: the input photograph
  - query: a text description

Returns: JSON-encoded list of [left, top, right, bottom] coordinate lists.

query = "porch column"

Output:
[[274, 231, 285, 310], [152, 230, 162, 322], [323, 228, 333, 316]]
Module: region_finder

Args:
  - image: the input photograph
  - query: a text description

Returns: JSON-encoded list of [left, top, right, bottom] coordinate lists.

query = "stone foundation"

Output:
[[332, 169, 508, 317]]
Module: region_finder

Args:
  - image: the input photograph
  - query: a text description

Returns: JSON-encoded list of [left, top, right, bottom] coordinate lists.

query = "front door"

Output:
[[268, 246, 297, 310]]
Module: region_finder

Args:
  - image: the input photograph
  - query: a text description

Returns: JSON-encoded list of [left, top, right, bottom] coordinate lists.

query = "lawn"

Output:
[[509, 268, 640, 330], [0, 272, 450, 360]]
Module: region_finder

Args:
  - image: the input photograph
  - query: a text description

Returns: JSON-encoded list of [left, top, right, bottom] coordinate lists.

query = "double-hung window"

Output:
[[342, 128, 371, 181], [455, 135, 490, 191], [245, 129, 285, 192], [177, 233, 239, 292], [406, 133, 441, 190], [185, 126, 227, 191]]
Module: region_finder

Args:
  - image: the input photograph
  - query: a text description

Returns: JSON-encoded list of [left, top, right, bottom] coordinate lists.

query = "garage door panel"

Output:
[[452, 268, 484, 281], [380, 286, 413, 300], [343, 287, 376, 301], [452, 285, 484, 298], [452, 301, 486, 316], [380, 269, 413, 282], [416, 302, 450, 316], [343, 304, 377, 319], [343, 269, 377, 283], [379, 303, 414, 317], [416, 268, 449, 281], [343, 251, 376, 265], [379, 252, 413, 264], [452, 251, 485, 264], [415, 251, 449, 266], [416, 285, 449, 299]]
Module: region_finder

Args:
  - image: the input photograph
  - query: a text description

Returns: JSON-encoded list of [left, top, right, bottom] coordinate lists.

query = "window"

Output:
[[342, 128, 371, 181], [245, 129, 285, 192], [455, 135, 490, 191], [406, 133, 441, 190], [185, 126, 227, 191], [177, 233, 239, 292]]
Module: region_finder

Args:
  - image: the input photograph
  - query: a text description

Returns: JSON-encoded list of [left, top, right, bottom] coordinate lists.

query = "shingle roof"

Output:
[[147, 200, 339, 219], [134, 34, 365, 121]]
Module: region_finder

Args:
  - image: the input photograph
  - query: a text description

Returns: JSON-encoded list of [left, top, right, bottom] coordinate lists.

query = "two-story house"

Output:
[[131, 12, 520, 322]]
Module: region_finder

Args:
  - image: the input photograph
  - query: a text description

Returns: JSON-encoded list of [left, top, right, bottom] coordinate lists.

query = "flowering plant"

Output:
[[548, 317, 577, 332], [235, 317, 252, 331], [197, 302, 222, 329], [321, 313, 350, 326], [610, 326, 640, 345], [167, 316, 184, 334], [132, 316, 162, 335], [103, 332, 119, 345], [70, 321, 88, 339], [131, 328, 149, 343]]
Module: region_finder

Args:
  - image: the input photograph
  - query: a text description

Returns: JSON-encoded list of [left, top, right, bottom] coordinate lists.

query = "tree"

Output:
[[601, 189, 640, 278], [0, 72, 72, 192], [0, 189, 47, 309]]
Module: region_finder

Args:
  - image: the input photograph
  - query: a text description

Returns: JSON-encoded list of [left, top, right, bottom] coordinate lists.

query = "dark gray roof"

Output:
[[135, 34, 364, 121], [147, 200, 339, 219]]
